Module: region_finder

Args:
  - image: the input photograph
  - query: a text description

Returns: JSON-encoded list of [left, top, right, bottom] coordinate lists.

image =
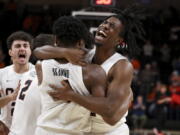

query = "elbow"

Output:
[[107, 119, 119, 126], [33, 48, 40, 58], [33, 48, 46, 60], [103, 115, 119, 126], [103, 105, 116, 118]]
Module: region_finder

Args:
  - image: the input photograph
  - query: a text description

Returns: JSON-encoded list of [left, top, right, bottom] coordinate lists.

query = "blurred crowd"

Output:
[[0, 0, 180, 131]]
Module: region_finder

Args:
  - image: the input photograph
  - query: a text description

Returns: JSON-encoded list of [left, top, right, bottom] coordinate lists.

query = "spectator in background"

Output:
[[154, 84, 170, 130], [159, 43, 172, 83], [153, 128, 165, 135], [160, 43, 171, 63], [131, 95, 147, 130], [151, 61, 160, 82], [147, 81, 162, 117], [139, 63, 155, 99], [143, 40, 154, 63], [166, 70, 180, 105]]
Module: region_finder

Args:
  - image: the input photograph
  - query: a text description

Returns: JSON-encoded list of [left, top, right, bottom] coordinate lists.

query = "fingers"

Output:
[[61, 80, 70, 87], [61, 80, 67, 87], [81, 48, 89, 54], [48, 91, 65, 101], [78, 60, 87, 66], [48, 91, 60, 101], [49, 84, 58, 90], [49, 84, 64, 91], [16, 81, 21, 91]]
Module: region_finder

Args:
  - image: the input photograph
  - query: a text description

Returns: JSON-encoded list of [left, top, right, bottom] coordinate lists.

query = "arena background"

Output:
[[0, 0, 180, 135]]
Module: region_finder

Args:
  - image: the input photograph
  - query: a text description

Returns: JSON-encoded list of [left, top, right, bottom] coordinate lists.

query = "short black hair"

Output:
[[52, 16, 94, 49], [7, 31, 33, 50], [33, 34, 55, 50], [109, 4, 146, 56]]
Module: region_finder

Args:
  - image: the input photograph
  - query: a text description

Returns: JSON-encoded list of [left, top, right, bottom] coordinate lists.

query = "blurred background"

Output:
[[0, 0, 180, 135]]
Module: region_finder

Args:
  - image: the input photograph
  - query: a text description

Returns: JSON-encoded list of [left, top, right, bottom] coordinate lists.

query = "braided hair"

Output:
[[110, 5, 146, 56]]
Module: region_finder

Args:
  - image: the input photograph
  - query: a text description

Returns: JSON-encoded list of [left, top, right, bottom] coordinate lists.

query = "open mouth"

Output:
[[97, 30, 107, 38], [18, 54, 26, 59]]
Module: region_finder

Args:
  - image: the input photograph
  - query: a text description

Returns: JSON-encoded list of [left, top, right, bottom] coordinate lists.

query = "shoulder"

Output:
[[83, 64, 106, 79], [0, 65, 12, 71], [110, 59, 134, 80], [82, 64, 106, 90], [0, 65, 12, 75], [116, 59, 133, 71]]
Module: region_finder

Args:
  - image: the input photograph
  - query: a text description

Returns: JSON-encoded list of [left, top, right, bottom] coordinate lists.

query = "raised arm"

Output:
[[33, 45, 87, 66]]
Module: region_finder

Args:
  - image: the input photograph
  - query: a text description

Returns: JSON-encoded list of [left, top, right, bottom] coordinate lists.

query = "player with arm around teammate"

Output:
[[34, 16, 107, 135], [34, 5, 145, 135]]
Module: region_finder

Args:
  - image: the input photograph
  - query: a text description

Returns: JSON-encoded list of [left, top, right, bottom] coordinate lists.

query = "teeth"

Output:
[[99, 30, 107, 37]]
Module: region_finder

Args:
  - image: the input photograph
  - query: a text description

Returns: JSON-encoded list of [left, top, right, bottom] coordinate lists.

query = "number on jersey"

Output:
[[19, 80, 32, 100]]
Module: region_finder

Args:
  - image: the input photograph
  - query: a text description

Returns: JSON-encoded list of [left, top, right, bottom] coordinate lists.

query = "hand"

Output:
[[48, 80, 74, 101], [9, 81, 21, 100], [65, 48, 87, 66], [0, 121, 9, 135]]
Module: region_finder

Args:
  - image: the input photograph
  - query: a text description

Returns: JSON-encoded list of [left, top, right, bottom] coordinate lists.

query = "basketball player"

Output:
[[35, 16, 108, 135], [9, 34, 55, 135], [0, 31, 34, 129], [34, 6, 145, 135]]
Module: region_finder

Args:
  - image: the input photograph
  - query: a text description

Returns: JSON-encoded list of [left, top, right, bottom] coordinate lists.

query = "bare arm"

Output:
[[49, 60, 133, 125], [68, 60, 133, 124], [33, 45, 86, 66]]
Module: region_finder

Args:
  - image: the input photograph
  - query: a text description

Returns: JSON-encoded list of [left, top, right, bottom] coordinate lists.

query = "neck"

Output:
[[93, 45, 116, 65], [13, 63, 29, 74], [55, 58, 68, 64]]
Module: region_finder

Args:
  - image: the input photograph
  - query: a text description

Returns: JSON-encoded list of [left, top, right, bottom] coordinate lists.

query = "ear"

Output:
[[54, 36, 58, 46], [76, 39, 85, 49], [9, 49, 13, 57], [117, 37, 124, 45]]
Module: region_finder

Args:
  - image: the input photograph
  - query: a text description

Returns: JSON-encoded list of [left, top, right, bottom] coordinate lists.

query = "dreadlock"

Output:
[[110, 4, 146, 57]]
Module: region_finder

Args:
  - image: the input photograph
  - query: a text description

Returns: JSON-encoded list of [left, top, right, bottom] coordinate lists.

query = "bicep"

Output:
[[107, 62, 133, 107], [90, 68, 107, 97], [91, 84, 106, 97]]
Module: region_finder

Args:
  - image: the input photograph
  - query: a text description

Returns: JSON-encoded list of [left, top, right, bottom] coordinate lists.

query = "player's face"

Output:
[[9, 40, 31, 65], [95, 17, 123, 48]]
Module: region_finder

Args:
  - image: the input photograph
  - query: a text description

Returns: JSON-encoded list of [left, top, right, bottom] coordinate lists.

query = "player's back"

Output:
[[0, 63, 34, 128], [36, 59, 91, 135]]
